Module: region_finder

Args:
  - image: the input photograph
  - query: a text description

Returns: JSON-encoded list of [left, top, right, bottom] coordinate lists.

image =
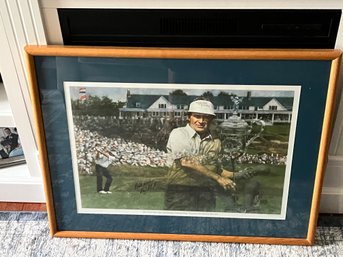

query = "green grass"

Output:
[[264, 123, 290, 135], [246, 124, 291, 155], [79, 181, 164, 210], [79, 164, 286, 214]]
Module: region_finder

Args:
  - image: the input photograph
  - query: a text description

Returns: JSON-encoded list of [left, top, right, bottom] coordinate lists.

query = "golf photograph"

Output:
[[64, 82, 300, 220]]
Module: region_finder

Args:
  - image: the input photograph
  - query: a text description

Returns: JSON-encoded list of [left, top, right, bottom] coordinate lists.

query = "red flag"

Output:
[[79, 87, 87, 101]]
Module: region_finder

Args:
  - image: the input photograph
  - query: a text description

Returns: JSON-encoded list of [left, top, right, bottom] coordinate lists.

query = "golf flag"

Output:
[[79, 87, 87, 101]]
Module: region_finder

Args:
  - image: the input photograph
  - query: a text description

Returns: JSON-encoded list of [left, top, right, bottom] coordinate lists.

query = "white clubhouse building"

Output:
[[119, 92, 293, 124]]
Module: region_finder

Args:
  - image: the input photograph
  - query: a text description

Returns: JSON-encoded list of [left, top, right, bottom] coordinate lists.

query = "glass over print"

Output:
[[25, 46, 341, 244], [64, 82, 300, 220]]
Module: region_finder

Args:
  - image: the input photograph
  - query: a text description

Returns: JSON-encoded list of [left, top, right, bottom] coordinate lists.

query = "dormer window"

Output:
[[136, 102, 141, 108]]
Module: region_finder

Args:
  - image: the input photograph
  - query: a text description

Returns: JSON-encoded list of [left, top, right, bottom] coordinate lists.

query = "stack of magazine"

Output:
[[0, 127, 25, 168]]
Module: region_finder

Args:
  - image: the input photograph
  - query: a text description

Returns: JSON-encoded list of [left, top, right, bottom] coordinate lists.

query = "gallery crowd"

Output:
[[75, 126, 168, 175], [75, 126, 287, 175], [233, 153, 287, 166]]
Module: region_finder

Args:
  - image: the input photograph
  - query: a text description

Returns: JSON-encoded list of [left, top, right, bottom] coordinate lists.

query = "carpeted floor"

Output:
[[0, 212, 342, 257]]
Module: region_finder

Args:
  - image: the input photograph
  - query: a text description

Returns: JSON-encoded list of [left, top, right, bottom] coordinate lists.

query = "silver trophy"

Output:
[[219, 96, 264, 170]]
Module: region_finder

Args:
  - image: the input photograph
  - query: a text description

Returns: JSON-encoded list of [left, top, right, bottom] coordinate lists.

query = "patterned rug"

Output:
[[0, 212, 342, 257]]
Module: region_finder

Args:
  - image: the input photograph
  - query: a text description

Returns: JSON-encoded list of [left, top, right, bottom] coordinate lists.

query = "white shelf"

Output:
[[0, 82, 15, 127], [0, 163, 30, 179], [0, 163, 45, 202]]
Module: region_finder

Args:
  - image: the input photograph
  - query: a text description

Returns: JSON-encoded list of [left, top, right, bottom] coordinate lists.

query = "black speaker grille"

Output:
[[58, 9, 341, 48], [160, 16, 237, 35]]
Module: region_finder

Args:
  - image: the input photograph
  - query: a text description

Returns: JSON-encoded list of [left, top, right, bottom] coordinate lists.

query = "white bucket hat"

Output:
[[188, 100, 215, 116]]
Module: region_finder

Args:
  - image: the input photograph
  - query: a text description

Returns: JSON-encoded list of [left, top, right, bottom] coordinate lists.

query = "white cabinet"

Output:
[[0, 81, 43, 202], [0, 0, 45, 202], [0, 82, 15, 127]]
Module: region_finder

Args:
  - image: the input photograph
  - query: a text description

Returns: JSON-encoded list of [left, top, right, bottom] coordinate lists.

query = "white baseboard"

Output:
[[0, 164, 45, 202], [320, 187, 343, 213], [0, 178, 45, 202], [319, 155, 343, 213]]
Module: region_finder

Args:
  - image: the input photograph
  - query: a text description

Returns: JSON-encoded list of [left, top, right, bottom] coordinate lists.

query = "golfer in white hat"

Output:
[[165, 98, 236, 211]]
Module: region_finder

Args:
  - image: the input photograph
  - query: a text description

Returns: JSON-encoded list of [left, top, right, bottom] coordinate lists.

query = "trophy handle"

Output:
[[246, 119, 265, 147]]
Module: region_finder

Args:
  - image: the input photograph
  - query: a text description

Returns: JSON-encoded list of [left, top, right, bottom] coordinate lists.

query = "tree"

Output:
[[113, 101, 125, 118], [201, 91, 214, 100], [218, 92, 237, 101], [218, 91, 231, 97], [170, 89, 187, 96], [71, 96, 125, 116]]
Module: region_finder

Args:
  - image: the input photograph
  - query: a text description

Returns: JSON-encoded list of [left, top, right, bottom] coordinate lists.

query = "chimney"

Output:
[[247, 91, 251, 100]]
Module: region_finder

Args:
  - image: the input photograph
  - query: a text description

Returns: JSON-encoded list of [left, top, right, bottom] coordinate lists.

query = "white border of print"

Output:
[[64, 82, 301, 220]]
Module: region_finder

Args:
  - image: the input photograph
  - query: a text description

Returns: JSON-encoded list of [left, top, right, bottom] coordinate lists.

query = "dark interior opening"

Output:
[[58, 9, 341, 48]]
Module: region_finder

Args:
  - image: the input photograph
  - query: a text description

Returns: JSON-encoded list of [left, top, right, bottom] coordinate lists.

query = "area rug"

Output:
[[0, 212, 342, 257]]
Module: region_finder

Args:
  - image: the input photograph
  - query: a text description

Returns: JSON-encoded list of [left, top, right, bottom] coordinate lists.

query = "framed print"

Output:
[[0, 127, 25, 168], [25, 46, 341, 245]]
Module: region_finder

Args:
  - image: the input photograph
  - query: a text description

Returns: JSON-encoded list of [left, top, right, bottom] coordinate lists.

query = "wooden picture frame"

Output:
[[25, 46, 341, 245]]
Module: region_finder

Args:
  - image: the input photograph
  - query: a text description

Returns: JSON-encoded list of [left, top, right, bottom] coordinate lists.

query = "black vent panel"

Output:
[[160, 16, 237, 35], [58, 9, 341, 48]]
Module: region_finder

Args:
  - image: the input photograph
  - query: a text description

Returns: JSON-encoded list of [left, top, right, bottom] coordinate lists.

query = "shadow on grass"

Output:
[[79, 164, 286, 214]]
